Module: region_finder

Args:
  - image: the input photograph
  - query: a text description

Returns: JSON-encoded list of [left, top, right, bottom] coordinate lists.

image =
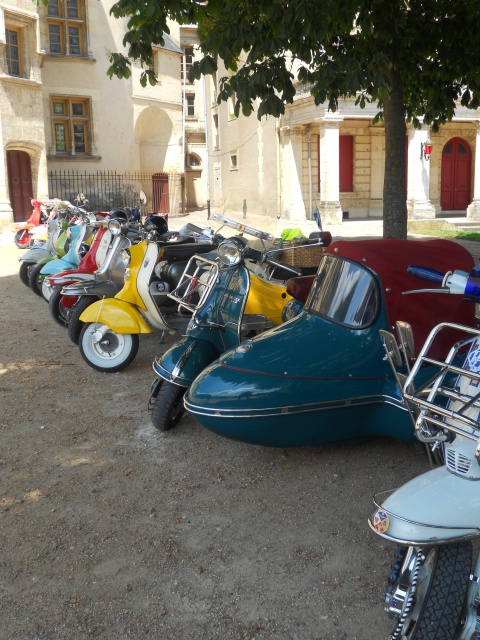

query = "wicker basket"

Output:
[[273, 239, 324, 267]]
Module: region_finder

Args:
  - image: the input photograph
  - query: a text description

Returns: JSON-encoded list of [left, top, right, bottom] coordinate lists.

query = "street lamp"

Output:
[[420, 138, 433, 161]]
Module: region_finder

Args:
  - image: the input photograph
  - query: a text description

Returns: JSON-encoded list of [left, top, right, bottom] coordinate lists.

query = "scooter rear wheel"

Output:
[[19, 261, 34, 287], [79, 323, 139, 373], [387, 542, 472, 640], [67, 295, 98, 344], [48, 286, 69, 327], [14, 229, 30, 249], [28, 262, 46, 297], [151, 382, 186, 431]]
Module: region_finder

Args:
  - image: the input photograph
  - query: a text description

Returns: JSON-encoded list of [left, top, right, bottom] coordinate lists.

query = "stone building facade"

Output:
[[206, 73, 480, 226], [0, 1, 207, 230]]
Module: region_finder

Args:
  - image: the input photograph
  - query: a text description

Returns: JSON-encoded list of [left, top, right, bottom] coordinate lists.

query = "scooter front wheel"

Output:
[[79, 323, 139, 373], [28, 262, 46, 297], [386, 542, 472, 640], [151, 382, 186, 431], [48, 286, 69, 327], [67, 295, 98, 344], [14, 229, 30, 249], [19, 261, 34, 287]]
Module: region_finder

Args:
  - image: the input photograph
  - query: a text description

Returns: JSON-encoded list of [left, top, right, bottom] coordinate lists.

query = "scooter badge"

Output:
[[373, 509, 389, 533]]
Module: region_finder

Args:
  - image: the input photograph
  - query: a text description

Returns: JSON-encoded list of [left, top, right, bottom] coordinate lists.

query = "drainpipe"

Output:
[[276, 119, 281, 218], [306, 124, 312, 221], [182, 49, 187, 213], [203, 74, 211, 220]]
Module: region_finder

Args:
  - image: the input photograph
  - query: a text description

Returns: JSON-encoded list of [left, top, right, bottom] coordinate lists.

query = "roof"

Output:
[[154, 33, 183, 55]]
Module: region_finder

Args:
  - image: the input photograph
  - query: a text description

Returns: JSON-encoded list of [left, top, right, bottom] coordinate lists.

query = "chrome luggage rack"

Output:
[[403, 322, 480, 455], [167, 254, 219, 314]]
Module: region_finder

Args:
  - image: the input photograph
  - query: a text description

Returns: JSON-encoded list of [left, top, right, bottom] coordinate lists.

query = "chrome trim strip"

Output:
[[184, 393, 406, 418]]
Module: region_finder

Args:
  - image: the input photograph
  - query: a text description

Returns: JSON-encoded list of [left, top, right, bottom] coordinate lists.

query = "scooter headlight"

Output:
[[108, 218, 127, 236], [218, 238, 246, 266]]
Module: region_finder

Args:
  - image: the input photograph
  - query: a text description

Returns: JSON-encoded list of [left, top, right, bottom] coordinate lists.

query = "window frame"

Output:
[[181, 46, 194, 82], [186, 93, 195, 118], [51, 96, 91, 156], [5, 27, 22, 77], [229, 150, 238, 171], [46, 0, 86, 57]]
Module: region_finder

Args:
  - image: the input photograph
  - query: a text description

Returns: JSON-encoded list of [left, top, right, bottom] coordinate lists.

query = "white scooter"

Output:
[[369, 264, 480, 640]]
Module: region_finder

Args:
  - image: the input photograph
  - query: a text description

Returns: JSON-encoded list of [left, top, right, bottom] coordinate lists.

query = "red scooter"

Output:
[[13, 199, 49, 249]]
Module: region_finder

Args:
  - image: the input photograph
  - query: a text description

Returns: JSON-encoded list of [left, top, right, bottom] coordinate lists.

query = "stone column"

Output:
[[467, 121, 480, 220], [317, 116, 342, 224], [280, 126, 307, 222], [407, 125, 436, 219], [0, 114, 14, 231]]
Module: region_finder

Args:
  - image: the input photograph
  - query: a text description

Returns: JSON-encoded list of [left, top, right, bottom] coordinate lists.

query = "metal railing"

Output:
[[47, 170, 185, 214]]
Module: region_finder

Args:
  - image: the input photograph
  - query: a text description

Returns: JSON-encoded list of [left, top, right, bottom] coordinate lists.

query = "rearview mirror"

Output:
[[396, 321, 415, 358], [379, 330, 403, 367]]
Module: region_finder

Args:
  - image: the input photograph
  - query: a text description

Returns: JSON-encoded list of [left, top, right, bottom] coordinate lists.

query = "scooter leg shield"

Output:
[[153, 337, 220, 387], [79, 298, 151, 334]]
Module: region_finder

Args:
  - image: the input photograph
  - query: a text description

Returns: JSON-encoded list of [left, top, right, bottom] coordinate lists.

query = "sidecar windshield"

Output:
[[305, 254, 380, 328]]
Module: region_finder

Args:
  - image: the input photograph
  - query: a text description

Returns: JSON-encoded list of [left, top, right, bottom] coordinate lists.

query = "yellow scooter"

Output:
[[78, 216, 300, 375]]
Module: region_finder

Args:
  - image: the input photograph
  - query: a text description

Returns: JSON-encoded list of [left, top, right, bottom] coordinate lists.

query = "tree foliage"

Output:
[[108, 0, 480, 238]]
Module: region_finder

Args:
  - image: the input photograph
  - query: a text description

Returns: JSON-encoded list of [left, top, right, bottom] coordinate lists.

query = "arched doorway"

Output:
[[7, 150, 33, 222], [441, 137, 472, 211]]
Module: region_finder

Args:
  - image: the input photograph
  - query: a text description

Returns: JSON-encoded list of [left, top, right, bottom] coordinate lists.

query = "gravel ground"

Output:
[[0, 237, 430, 640]]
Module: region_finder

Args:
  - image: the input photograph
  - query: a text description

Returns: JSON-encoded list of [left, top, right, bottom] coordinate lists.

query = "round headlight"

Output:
[[218, 238, 245, 266], [108, 218, 122, 236]]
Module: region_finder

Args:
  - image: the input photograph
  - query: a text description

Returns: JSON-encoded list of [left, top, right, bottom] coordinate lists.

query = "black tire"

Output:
[[28, 262, 46, 297], [48, 286, 69, 327], [79, 323, 139, 373], [14, 229, 31, 249], [67, 295, 98, 344], [387, 542, 472, 640], [19, 261, 34, 287], [151, 382, 186, 431]]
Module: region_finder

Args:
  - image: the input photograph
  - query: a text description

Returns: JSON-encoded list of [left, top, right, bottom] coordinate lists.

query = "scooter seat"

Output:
[[286, 275, 315, 301], [161, 243, 214, 262]]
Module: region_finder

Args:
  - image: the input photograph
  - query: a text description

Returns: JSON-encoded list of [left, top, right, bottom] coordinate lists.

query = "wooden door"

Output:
[[7, 150, 33, 222], [441, 137, 472, 211], [152, 173, 170, 214]]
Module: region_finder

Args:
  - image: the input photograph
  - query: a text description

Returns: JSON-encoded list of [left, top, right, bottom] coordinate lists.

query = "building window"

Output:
[[228, 91, 237, 120], [229, 150, 238, 170], [181, 46, 193, 82], [186, 153, 201, 168], [186, 93, 195, 117], [51, 96, 90, 155], [47, 0, 85, 56], [5, 28, 21, 76], [212, 113, 219, 149]]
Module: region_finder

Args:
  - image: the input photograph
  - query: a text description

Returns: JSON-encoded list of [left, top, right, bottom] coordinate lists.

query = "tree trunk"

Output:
[[382, 69, 407, 239]]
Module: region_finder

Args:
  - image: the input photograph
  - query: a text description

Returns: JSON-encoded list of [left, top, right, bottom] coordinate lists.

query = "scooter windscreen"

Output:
[[305, 254, 380, 328]]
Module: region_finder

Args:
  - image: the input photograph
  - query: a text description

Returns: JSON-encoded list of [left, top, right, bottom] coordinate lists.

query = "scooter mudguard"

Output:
[[184, 310, 415, 447], [40, 257, 77, 275], [368, 466, 480, 544], [153, 337, 220, 387], [79, 298, 151, 334], [19, 248, 52, 263]]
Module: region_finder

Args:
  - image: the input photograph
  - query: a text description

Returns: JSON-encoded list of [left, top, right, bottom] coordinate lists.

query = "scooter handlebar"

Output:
[[265, 256, 303, 276], [407, 265, 445, 284]]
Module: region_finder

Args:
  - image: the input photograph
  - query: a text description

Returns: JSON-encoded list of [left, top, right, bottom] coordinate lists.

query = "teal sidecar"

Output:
[[184, 238, 477, 447]]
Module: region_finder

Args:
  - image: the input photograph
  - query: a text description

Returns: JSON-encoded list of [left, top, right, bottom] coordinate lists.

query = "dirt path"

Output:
[[0, 243, 428, 640]]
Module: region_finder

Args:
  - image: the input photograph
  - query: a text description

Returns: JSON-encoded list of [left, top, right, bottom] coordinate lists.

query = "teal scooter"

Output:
[[183, 237, 478, 447]]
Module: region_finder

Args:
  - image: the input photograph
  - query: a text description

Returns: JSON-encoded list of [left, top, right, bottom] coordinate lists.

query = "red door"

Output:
[[441, 137, 472, 211], [7, 150, 33, 222], [152, 173, 170, 214]]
